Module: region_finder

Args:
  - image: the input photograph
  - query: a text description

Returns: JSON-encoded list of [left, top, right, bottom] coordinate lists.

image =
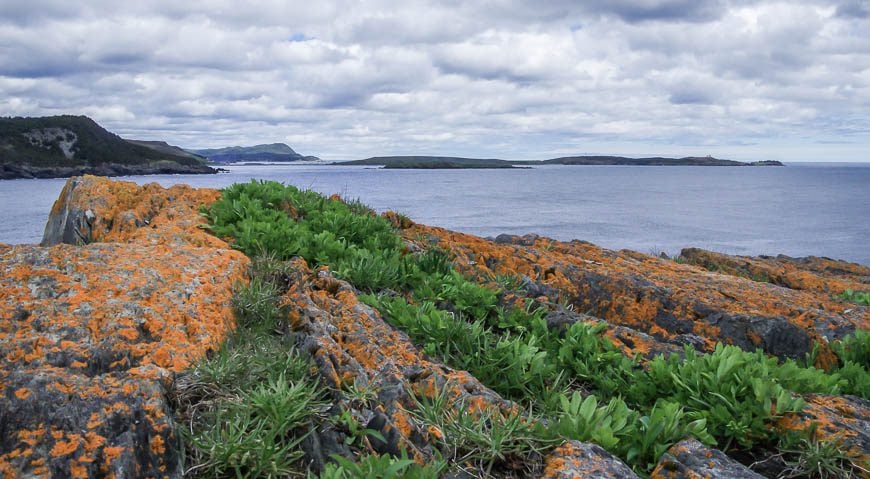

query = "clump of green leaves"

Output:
[[836, 290, 870, 306], [833, 330, 870, 369], [320, 453, 445, 479], [647, 344, 805, 450], [775, 426, 869, 479], [188, 374, 323, 478]]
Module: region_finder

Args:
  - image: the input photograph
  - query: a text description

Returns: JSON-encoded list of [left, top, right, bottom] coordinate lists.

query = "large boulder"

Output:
[[41, 175, 226, 248], [1, 177, 247, 478]]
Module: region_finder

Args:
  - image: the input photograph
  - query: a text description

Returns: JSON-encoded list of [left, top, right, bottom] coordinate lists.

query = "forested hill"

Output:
[[0, 115, 215, 179]]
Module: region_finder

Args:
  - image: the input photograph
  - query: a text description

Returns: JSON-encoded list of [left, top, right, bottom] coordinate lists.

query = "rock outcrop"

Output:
[[404, 228, 868, 368], [41, 175, 226, 248], [680, 248, 870, 296], [778, 394, 870, 465], [0, 176, 247, 478], [2, 176, 868, 478]]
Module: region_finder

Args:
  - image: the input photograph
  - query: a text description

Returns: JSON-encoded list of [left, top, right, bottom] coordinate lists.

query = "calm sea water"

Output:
[[1, 163, 868, 265]]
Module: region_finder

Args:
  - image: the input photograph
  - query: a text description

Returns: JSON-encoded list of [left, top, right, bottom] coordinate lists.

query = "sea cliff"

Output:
[[0, 177, 867, 478]]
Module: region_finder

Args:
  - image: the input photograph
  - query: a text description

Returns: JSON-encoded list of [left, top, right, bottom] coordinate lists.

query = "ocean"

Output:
[[1, 163, 868, 265]]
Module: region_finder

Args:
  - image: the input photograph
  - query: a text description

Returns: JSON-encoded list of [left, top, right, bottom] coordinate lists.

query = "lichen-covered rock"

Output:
[[651, 438, 764, 479], [1, 177, 247, 478], [41, 174, 226, 248], [406, 226, 868, 367], [680, 248, 869, 296], [283, 259, 511, 465], [778, 394, 870, 465], [544, 308, 685, 360], [541, 441, 639, 478]]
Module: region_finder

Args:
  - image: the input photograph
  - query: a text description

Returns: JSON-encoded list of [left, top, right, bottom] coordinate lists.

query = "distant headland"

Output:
[[0, 115, 783, 179], [0, 116, 216, 179], [0, 116, 321, 180]]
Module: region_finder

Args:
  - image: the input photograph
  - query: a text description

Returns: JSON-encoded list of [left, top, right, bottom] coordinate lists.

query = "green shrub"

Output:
[[836, 290, 870, 306], [646, 344, 805, 450], [556, 322, 654, 404], [553, 393, 637, 453], [624, 400, 712, 472], [320, 453, 445, 479], [833, 330, 870, 369]]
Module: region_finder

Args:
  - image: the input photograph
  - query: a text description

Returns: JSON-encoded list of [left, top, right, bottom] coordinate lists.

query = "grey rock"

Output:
[[651, 439, 764, 479], [541, 441, 639, 478]]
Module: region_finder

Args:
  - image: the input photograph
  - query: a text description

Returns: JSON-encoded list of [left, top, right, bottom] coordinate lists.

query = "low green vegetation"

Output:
[[200, 180, 868, 477], [173, 256, 325, 478], [837, 289, 870, 306], [320, 453, 445, 479], [772, 425, 868, 479]]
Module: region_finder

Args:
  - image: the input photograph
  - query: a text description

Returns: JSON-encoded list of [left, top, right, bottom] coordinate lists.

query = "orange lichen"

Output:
[[149, 435, 165, 455], [69, 460, 87, 478], [680, 248, 869, 296], [1, 176, 248, 478], [50, 438, 81, 457], [103, 446, 124, 463]]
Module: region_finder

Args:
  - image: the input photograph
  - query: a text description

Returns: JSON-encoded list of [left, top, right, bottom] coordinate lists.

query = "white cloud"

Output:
[[0, 0, 868, 161]]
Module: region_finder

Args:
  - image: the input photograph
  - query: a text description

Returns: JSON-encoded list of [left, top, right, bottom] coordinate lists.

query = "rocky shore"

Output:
[[0, 176, 867, 478], [0, 162, 216, 180]]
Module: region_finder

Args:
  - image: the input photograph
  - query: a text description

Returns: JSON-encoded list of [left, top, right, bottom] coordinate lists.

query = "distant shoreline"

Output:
[[338, 155, 784, 169]]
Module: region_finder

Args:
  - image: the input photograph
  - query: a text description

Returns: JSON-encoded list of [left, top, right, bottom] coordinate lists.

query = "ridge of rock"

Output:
[[1, 176, 247, 477], [405, 227, 868, 368]]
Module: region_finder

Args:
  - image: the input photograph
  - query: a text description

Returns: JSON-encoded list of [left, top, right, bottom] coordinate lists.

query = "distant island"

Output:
[[0, 115, 783, 179], [340, 156, 517, 169], [339, 155, 784, 169], [536, 156, 784, 167], [0, 115, 215, 180], [189, 143, 321, 164]]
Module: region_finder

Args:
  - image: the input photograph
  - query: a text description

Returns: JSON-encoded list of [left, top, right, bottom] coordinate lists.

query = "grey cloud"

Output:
[[835, 0, 870, 18], [669, 89, 715, 105], [592, 0, 729, 22]]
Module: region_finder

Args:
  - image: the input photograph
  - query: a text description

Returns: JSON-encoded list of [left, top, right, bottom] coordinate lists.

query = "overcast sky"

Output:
[[1, 1, 868, 161]]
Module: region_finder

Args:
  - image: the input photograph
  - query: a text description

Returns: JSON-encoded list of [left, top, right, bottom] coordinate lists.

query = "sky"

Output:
[[1, 0, 868, 162]]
